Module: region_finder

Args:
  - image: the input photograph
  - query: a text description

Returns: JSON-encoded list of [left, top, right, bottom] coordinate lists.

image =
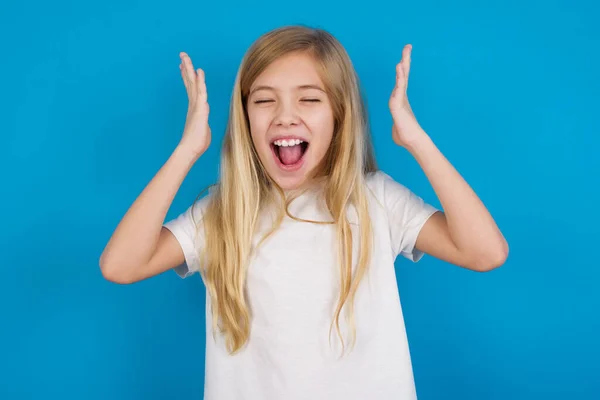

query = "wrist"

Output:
[[402, 128, 433, 155], [173, 143, 203, 165]]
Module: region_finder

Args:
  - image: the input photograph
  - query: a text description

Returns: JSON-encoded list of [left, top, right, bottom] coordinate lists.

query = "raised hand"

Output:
[[389, 44, 425, 148], [178, 52, 211, 157]]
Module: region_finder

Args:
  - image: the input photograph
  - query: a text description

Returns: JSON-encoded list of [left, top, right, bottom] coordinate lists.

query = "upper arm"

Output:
[[101, 227, 186, 284], [132, 204, 205, 281], [378, 172, 439, 262], [161, 201, 205, 279], [378, 171, 477, 270], [105, 198, 207, 284], [414, 211, 472, 269], [133, 227, 188, 282], [415, 211, 507, 272]]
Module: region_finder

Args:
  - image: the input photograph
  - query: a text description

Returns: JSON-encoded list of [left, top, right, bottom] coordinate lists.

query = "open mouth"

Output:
[[270, 138, 309, 170]]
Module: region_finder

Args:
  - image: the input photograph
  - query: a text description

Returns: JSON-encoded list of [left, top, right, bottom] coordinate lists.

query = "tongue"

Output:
[[279, 145, 303, 165]]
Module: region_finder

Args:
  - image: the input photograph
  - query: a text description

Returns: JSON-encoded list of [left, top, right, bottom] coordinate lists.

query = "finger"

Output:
[[196, 68, 207, 101], [402, 44, 412, 82], [180, 52, 197, 90], [179, 63, 190, 91], [179, 54, 191, 91], [395, 62, 406, 92]]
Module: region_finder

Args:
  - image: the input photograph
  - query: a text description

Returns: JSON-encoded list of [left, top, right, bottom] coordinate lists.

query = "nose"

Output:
[[274, 99, 300, 127]]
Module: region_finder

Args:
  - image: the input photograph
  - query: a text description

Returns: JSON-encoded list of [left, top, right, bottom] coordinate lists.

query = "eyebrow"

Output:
[[249, 84, 325, 95]]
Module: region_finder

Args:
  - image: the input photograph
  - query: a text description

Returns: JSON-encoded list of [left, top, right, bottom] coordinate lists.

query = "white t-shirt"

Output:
[[163, 170, 438, 400]]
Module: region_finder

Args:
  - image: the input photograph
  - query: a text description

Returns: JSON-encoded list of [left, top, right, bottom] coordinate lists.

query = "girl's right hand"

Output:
[[178, 52, 211, 157]]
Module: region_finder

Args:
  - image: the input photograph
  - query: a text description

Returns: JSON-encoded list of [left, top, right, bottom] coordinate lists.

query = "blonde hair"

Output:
[[197, 25, 378, 355]]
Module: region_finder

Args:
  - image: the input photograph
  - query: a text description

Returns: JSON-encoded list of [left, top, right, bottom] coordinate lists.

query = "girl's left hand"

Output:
[[389, 44, 426, 148]]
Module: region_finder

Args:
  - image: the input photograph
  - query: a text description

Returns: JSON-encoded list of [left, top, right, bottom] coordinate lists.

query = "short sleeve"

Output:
[[379, 171, 439, 262], [163, 194, 211, 278]]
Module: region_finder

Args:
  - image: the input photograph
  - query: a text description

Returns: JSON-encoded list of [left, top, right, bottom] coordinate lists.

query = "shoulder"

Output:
[[364, 170, 414, 203], [364, 169, 438, 220], [189, 187, 215, 222], [165, 184, 216, 231], [365, 169, 395, 188]]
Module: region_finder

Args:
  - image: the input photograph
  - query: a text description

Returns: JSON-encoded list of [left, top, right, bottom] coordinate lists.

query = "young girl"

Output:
[[100, 25, 508, 400]]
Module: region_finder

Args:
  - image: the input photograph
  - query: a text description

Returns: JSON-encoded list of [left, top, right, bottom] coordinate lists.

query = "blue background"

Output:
[[1, 0, 599, 398]]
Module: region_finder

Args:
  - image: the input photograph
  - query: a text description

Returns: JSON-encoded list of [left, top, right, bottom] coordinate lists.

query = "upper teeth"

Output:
[[274, 139, 303, 147]]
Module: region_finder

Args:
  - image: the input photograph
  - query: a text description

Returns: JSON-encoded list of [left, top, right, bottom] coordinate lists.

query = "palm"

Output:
[[389, 44, 420, 147], [179, 52, 211, 157]]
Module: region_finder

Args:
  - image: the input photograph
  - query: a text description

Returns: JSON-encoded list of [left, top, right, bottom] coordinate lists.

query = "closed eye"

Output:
[[301, 99, 321, 102]]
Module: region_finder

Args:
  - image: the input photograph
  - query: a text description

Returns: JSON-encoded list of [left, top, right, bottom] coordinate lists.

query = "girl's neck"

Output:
[[282, 177, 326, 196]]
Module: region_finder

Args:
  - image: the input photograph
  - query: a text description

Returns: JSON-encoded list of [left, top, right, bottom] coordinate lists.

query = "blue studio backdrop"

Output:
[[1, 0, 598, 399]]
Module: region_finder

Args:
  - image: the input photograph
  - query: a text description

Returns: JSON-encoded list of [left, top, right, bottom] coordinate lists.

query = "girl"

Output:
[[100, 25, 508, 400]]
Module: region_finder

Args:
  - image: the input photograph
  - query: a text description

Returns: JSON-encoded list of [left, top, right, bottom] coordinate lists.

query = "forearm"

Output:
[[99, 145, 200, 272], [405, 128, 508, 265]]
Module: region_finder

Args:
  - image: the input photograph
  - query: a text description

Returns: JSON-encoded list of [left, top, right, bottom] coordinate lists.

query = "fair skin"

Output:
[[390, 44, 509, 271], [246, 52, 334, 191], [99, 46, 507, 284], [98, 53, 209, 284]]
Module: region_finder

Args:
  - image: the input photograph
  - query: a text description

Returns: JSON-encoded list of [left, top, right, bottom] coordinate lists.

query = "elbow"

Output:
[[99, 254, 136, 285], [468, 241, 509, 272], [475, 252, 508, 272]]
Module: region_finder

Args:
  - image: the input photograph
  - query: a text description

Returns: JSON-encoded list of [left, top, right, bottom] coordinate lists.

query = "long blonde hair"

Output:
[[198, 25, 378, 355]]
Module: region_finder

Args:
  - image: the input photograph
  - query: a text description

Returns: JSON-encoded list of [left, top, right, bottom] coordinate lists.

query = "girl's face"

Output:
[[246, 52, 335, 191]]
